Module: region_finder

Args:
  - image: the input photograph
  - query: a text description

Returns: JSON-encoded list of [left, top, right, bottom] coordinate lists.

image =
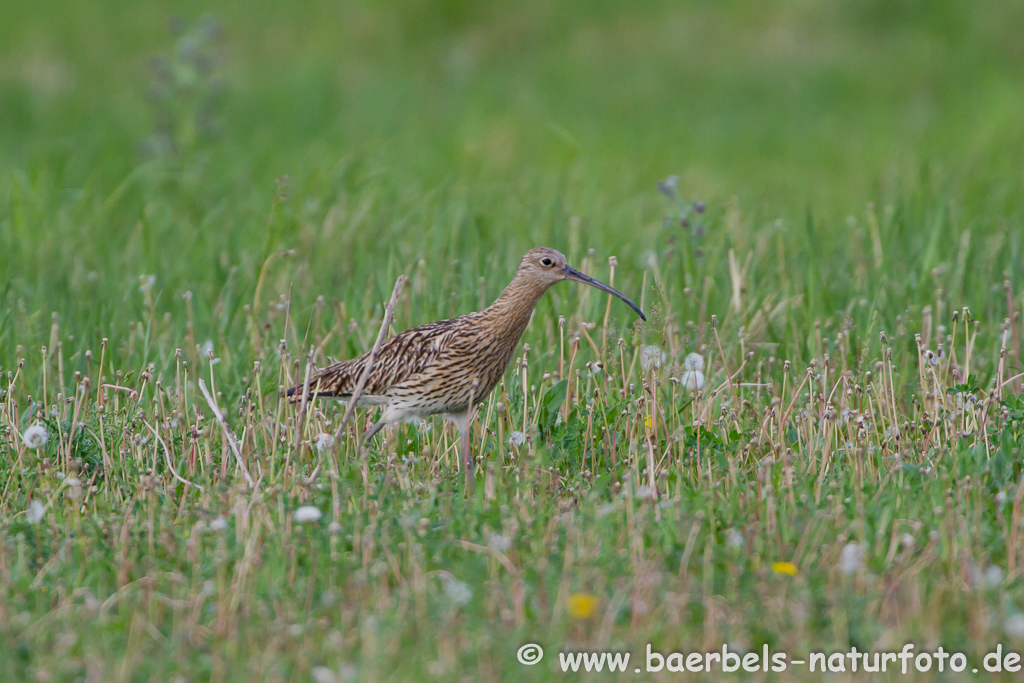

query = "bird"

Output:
[[287, 247, 645, 476]]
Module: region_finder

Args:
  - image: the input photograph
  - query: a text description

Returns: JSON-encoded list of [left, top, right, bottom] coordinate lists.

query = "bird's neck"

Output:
[[484, 270, 550, 335]]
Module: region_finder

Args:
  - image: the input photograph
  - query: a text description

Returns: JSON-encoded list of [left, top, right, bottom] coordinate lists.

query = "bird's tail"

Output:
[[285, 380, 336, 403], [285, 358, 362, 404]]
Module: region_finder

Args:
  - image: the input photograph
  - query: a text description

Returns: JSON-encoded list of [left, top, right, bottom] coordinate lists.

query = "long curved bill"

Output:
[[564, 266, 647, 321]]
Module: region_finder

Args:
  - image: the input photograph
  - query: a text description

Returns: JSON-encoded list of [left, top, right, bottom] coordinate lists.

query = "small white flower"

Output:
[[209, 516, 228, 531], [682, 352, 705, 372], [725, 528, 744, 549], [641, 345, 664, 371], [139, 274, 156, 293], [657, 175, 679, 197], [487, 532, 512, 553], [26, 500, 46, 524], [839, 542, 863, 576], [509, 431, 526, 447], [314, 433, 335, 452], [984, 565, 1005, 587], [443, 578, 472, 606], [1006, 614, 1024, 638], [996, 490, 1008, 505], [294, 506, 323, 523], [311, 666, 337, 683], [681, 370, 705, 391], [23, 425, 49, 450]]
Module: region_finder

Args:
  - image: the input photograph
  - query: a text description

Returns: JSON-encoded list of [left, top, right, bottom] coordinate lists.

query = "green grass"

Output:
[[3, 0, 1024, 680]]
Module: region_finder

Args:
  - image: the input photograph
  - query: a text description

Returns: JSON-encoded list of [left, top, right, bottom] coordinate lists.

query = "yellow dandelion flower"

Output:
[[772, 561, 798, 576], [644, 416, 653, 430], [567, 593, 599, 619]]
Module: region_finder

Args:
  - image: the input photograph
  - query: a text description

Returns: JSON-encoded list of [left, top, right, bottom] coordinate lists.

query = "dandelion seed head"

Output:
[[1006, 614, 1024, 638], [641, 345, 664, 371], [294, 506, 323, 523], [984, 565, 1005, 587], [487, 532, 512, 553], [209, 516, 228, 531], [26, 500, 45, 524], [311, 667, 337, 683], [139, 274, 156, 293], [509, 431, 526, 447], [314, 433, 335, 452], [725, 528, 744, 549], [443, 578, 472, 606], [23, 424, 48, 450], [839, 542, 863, 576], [682, 352, 705, 372], [681, 370, 705, 391]]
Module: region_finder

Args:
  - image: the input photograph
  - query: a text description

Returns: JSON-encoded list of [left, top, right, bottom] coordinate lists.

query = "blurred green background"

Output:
[[4, 0, 1023, 200], [2, 0, 1023, 362]]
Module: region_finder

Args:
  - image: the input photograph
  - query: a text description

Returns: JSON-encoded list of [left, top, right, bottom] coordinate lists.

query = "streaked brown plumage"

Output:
[[287, 247, 645, 473]]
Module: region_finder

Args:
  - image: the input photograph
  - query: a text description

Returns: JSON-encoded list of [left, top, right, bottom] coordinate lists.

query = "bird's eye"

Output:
[[540, 257, 553, 267]]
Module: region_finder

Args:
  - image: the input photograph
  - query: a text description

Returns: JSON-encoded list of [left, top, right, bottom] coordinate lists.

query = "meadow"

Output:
[[3, 0, 1024, 680]]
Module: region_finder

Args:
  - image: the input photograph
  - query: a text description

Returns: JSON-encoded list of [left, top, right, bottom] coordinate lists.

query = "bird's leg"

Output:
[[463, 384, 478, 486], [446, 407, 475, 490], [459, 420, 476, 493], [362, 419, 388, 445], [460, 420, 472, 473]]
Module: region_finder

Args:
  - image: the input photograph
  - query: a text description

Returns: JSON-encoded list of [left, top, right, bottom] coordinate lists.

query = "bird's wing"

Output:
[[286, 319, 457, 402]]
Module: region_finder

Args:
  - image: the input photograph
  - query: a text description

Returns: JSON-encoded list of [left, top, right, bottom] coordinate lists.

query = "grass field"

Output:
[[3, 0, 1024, 680]]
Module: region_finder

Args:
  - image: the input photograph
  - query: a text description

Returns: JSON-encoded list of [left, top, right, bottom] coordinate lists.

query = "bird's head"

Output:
[[518, 247, 646, 321]]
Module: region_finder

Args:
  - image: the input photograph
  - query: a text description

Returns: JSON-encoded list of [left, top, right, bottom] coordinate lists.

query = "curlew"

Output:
[[287, 247, 645, 474]]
